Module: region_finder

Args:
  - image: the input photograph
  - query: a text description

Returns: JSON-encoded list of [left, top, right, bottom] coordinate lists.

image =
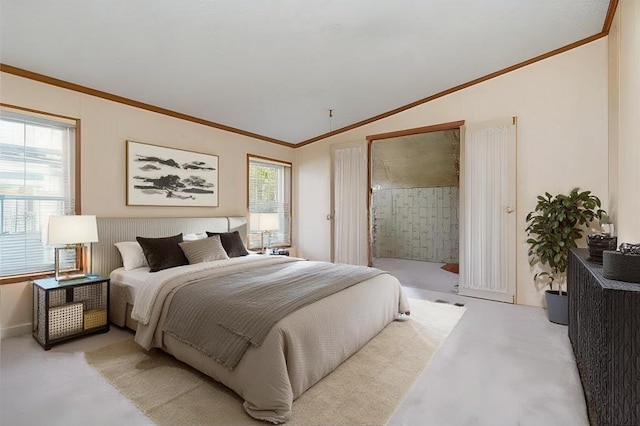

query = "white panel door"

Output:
[[459, 118, 517, 303]]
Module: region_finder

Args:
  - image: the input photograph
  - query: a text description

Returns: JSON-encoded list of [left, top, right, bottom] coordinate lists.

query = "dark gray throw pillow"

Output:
[[205, 230, 249, 257], [137, 234, 189, 272]]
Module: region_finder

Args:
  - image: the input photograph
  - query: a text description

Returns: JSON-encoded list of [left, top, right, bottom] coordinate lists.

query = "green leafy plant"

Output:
[[526, 188, 606, 291]]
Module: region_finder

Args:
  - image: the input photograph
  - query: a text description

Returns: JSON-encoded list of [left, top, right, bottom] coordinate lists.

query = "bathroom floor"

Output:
[[372, 257, 459, 294]]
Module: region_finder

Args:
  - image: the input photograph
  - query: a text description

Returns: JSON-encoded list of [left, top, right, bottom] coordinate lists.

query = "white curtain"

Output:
[[459, 118, 516, 303], [333, 145, 366, 265]]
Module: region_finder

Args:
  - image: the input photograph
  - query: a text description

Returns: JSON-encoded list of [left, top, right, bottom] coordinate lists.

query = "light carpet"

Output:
[[85, 298, 465, 425]]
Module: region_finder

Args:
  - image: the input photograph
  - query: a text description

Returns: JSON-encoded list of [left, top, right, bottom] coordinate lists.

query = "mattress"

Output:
[[110, 266, 150, 291]]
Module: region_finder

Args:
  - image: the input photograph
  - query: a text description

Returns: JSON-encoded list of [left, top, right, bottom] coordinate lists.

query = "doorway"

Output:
[[364, 118, 517, 301], [368, 124, 461, 294]]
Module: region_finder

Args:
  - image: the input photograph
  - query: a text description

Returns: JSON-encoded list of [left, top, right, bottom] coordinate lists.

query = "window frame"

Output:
[[246, 154, 292, 250], [0, 103, 81, 285]]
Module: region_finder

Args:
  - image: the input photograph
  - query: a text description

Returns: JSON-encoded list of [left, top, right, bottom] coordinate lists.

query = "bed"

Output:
[[93, 217, 410, 423]]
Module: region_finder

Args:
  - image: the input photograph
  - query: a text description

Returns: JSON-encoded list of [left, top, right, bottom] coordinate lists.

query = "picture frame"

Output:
[[126, 140, 219, 207]]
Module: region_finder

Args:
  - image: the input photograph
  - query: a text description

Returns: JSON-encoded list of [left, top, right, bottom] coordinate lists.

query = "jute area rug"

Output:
[[85, 298, 465, 425]]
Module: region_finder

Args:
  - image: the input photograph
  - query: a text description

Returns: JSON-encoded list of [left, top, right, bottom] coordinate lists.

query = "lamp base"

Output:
[[54, 245, 89, 282], [55, 272, 89, 282]]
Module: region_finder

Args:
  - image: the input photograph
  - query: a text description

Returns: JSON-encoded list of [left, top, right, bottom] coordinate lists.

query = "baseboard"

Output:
[[1, 323, 32, 340]]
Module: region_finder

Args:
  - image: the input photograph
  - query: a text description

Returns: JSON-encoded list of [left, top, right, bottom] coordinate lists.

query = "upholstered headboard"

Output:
[[92, 216, 247, 277]]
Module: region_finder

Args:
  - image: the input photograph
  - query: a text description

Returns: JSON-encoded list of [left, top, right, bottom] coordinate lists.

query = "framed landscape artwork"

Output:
[[126, 141, 219, 207]]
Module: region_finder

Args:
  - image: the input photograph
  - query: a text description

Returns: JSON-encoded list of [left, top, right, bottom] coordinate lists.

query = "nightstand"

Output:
[[32, 274, 110, 350]]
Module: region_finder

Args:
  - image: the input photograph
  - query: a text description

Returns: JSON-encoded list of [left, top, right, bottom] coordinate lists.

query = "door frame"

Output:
[[365, 120, 465, 266]]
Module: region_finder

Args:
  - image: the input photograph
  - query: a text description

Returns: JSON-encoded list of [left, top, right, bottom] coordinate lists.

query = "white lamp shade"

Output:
[[251, 213, 280, 232], [47, 215, 99, 245], [261, 213, 279, 232]]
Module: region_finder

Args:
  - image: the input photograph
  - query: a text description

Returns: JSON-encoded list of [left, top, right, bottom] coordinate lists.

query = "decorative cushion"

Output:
[[603, 251, 640, 283], [205, 230, 249, 257], [136, 234, 189, 272], [179, 235, 229, 264], [114, 241, 149, 271]]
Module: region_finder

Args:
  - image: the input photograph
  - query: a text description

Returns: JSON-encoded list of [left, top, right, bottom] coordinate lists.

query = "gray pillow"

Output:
[[179, 234, 229, 264], [137, 234, 188, 272]]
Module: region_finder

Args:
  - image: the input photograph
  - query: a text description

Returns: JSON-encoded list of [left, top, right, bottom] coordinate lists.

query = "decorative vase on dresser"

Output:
[[586, 234, 617, 264]]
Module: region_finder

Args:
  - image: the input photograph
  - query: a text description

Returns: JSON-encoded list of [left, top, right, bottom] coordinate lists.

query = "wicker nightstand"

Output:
[[32, 274, 110, 350]]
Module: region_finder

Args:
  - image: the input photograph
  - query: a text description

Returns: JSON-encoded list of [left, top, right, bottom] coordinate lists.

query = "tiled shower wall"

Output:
[[372, 187, 459, 263]]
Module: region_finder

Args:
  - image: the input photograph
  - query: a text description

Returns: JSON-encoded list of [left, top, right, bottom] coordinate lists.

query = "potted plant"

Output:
[[525, 188, 606, 325]]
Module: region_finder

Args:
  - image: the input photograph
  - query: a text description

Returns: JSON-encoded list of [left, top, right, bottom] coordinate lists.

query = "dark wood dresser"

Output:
[[568, 248, 640, 426]]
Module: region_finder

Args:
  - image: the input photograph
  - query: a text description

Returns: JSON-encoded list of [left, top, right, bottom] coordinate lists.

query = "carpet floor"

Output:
[[84, 298, 465, 425]]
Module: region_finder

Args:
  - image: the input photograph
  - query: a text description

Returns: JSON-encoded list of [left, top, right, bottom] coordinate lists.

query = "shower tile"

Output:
[[374, 186, 459, 264]]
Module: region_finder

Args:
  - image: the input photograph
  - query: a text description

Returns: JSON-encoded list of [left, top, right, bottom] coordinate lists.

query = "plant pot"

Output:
[[545, 290, 568, 325]]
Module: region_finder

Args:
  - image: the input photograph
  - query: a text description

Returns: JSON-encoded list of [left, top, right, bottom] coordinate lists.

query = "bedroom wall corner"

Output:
[[608, 6, 620, 235], [611, 0, 640, 244]]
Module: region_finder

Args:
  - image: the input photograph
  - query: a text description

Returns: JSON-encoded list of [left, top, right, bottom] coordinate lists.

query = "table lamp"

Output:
[[251, 213, 279, 254], [47, 215, 99, 281]]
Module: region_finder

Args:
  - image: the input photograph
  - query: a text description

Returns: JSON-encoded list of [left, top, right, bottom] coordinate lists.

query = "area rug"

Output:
[[441, 263, 459, 274], [85, 298, 465, 425]]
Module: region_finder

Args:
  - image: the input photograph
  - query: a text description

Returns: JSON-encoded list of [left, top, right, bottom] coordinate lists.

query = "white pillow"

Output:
[[114, 241, 149, 271], [183, 232, 207, 241]]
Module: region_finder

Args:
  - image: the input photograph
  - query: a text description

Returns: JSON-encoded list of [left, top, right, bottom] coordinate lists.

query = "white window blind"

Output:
[[248, 156, 291, 250], [0, 108, 77, 278]]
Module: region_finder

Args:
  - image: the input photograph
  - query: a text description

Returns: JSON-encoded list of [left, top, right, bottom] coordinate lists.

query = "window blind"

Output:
[[0, 108, 77, 277], [248, 157, 291, 250]]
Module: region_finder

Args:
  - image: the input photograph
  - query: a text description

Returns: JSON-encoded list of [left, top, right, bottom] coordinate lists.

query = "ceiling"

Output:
[[0, 1, 611, 145]]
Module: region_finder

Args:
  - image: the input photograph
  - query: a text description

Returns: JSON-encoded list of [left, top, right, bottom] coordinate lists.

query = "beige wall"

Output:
[[0, 72, 294, 337], [609, 1, 640, 244], [295, 39, 609, 307]]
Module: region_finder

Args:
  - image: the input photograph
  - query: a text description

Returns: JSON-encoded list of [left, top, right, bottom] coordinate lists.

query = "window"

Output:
[[0, 106, 79, 281], [247, 155, 291, 250]]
